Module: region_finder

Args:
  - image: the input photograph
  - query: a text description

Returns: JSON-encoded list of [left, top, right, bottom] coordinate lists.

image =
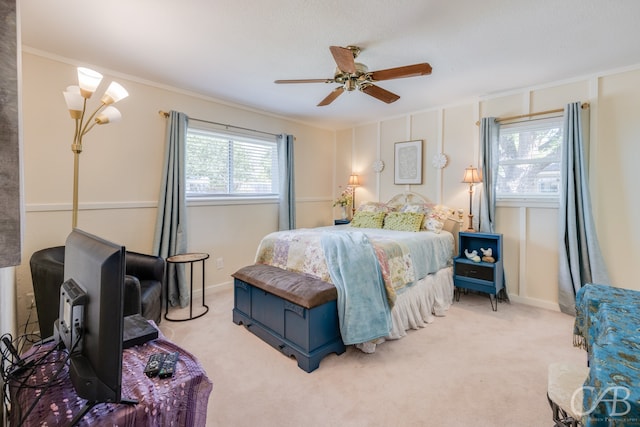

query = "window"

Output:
[[185, 127, 279, 198], [496, 117, 563, 200]]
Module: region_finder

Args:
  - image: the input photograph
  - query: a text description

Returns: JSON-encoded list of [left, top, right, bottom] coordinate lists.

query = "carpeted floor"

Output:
[[159, 284, 586, 427]]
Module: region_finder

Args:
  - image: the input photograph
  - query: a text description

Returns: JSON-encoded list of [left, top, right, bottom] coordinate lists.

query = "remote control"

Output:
[[143, 353, 166, 378], [158, 351, 179, 379]]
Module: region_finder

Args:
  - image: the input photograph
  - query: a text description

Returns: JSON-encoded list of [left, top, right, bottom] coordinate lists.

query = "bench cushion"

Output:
[[232, 264, 337, 309]]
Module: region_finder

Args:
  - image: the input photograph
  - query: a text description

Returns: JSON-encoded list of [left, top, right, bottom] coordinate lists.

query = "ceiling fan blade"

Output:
[[369, 63, 432, 81], [329, 46, 356, 74], [274, 78, 334, 84], [361, 84, 400, 104], [317, 87, 345, 106]]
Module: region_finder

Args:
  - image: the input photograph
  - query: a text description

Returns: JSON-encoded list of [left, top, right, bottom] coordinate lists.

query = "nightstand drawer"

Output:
[[455, 262, 494, 281]]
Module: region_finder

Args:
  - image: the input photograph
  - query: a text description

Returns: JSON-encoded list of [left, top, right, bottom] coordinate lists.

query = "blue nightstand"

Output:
[[453, 232, 504, 311]]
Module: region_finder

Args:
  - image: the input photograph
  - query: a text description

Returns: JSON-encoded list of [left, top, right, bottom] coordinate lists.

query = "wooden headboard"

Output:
[[386, 191, 463, 256]]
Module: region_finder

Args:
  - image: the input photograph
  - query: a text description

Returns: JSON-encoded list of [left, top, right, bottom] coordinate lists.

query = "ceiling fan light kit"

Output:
[[275, 45, 432, 106]]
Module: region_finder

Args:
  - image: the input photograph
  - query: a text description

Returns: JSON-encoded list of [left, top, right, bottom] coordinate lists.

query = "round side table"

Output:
[[165, 252, 210, 321]]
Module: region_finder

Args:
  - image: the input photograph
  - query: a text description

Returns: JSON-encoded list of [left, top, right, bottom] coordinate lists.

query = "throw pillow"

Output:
[[350, 211, 386, 229], [383, 212, 425, 232]]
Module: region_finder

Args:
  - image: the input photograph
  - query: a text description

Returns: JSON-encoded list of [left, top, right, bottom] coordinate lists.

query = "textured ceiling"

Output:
[[19, 0, 640, 130]]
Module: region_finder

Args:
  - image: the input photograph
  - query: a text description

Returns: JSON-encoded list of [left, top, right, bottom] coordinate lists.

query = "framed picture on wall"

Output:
[[394, 140, 423, 184]]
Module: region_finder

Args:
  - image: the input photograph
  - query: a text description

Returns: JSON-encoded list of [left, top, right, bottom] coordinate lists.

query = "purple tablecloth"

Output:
[[9, 332, 212, 426]]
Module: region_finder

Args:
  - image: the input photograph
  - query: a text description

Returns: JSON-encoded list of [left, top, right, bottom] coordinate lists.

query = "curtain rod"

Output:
[[475, 102, 590, 126], [158, 110, 279, 137]]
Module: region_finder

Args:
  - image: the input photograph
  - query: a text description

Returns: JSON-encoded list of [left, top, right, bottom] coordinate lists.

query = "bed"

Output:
[[252, 192, 462, 353]]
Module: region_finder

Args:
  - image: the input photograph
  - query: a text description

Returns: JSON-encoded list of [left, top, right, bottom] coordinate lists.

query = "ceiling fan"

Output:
[[274, 45, 432, 106]]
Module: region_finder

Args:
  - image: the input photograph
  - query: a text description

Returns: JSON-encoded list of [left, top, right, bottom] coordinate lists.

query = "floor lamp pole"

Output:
[[71, 145, 81, 229]]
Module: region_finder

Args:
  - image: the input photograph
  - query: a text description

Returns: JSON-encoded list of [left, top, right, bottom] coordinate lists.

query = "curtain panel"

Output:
[[558, 102, 609, 315], [153, 111, 189, 308], [478, 117, 509, 301], [277, 134, 296, 230], [478, 117, 499, 234]]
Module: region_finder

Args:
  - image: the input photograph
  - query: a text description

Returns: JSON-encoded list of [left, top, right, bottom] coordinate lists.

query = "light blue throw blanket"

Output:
[[321, 231, 392, 345]]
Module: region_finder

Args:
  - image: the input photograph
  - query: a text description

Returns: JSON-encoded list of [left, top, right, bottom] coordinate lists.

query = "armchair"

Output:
[[30, 246, 165, 339]]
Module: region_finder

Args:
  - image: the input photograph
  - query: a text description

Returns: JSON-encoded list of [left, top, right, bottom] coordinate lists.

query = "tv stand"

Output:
[[8, 335, 212, 426]]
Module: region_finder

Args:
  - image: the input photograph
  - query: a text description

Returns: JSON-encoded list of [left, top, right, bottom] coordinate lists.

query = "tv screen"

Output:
[[60, 229, 126, 408]]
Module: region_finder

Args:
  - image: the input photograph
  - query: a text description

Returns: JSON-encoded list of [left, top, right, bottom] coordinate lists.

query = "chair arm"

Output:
[[125, 251, 166, 283], [123, 275, 142, 317]]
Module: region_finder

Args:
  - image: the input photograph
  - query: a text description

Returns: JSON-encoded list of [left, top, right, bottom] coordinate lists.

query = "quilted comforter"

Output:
[[255, 225, 454, 308]]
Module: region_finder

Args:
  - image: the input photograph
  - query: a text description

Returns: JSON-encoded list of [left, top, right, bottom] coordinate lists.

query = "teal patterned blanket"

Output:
[[320, 231, 392, 344], [574, 283, 640, 426]]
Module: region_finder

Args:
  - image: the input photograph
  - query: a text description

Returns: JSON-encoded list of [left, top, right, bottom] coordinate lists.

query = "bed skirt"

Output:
[[356, 266, 454, 353]]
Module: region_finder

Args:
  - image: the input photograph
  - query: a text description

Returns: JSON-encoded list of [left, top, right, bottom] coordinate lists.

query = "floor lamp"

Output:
[[461, 165, 482, 232], [63, 67, 129, 228], [348, 174, 360, 216]]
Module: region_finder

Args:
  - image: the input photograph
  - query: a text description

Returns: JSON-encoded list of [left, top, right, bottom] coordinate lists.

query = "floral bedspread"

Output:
[[255, 226, 454, 306]]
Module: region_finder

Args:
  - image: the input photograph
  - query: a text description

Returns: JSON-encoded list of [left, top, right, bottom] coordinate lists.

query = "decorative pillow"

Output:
[[382, 212, 425, 232], [424, 205, 452, 233], [350, 211, 386, 229], [357, 202, 392, 214], [425, 217, 445, 233], [399, 203, 434, 229], [399, 203, 435, 214]]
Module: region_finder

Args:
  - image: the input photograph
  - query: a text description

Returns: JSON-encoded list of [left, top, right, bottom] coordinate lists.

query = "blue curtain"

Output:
[[478, 117, 499, 234], [558, 102, 609, 315], [477, 117, 508, 301], [277, 134, 296, 230], [153, 111, 190, 308]]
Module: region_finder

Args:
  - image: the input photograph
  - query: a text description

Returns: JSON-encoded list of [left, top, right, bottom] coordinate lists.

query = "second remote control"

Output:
[[158, 351, 179, 378]]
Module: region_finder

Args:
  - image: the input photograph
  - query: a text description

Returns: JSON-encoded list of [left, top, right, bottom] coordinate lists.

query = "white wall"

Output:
[[16, 51, 335, 331], [337, 68, 640, 310]]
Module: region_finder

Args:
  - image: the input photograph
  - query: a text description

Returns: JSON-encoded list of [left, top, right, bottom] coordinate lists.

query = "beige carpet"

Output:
[[159, 284, 586, 427]]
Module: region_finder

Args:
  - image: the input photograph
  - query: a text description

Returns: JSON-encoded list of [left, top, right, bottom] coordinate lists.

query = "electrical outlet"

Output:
[[216, 257, 224, 269]]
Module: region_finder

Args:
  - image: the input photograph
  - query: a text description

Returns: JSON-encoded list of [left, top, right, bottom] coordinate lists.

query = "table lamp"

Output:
[[461, 165, 482, 231], [348, 174, 360, 216]]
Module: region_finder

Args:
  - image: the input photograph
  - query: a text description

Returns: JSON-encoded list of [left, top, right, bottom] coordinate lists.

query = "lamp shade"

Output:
[[348, 174, 360, 186], [101, 81, 129, 105], [95, 106, 122, 124], [461, 166, 482, 184], [77, 67, 103, 98], [63, 85, 84, 117]]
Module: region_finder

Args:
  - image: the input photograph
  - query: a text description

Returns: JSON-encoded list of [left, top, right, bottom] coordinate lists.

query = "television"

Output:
[[54, 229, 134, 423]]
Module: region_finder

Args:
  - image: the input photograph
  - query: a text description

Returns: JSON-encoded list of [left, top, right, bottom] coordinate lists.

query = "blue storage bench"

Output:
[[232, 264, 345, 372]]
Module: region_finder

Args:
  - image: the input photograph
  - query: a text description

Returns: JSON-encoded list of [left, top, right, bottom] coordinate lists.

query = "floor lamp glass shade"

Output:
[[461, 166, 482, 231], [77, 67, 103, 98], [96, 106, 122, 125], [63, 86, 84, 111], [101, 81, 129, 105]]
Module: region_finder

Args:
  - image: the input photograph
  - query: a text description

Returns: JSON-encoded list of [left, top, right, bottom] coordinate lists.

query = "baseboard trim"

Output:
[[508, 294, 561, 312]]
